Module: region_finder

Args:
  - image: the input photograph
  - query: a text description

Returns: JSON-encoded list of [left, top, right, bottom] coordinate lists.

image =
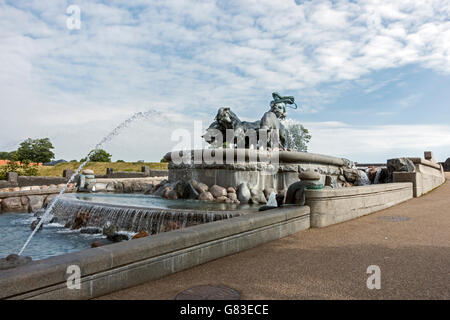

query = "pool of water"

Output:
[[62, 192, 257, 211], [0, 212, 106, 261]]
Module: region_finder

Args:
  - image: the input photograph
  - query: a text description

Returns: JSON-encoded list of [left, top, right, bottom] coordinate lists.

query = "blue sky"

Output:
[[0, 0, 449, 162]]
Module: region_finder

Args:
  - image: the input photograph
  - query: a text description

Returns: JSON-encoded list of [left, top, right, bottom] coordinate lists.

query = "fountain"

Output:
[[18, 110, 160, 256], [2, 92, 445, 299], [160, 92, 358, 204]]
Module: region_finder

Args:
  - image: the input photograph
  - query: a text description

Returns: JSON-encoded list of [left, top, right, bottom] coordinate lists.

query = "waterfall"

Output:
[[49, 198, 241, 235]]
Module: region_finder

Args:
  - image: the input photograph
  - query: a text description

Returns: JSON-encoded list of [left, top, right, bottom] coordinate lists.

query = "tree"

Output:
[[285, 124, 312, 152], [0, 151, 15, 160], [81, 149, 112, 162], [15, 138, 55, 163]]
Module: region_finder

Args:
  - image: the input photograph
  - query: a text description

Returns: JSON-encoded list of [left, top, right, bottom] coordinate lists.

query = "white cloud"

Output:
[[302, 121, 450, 162]]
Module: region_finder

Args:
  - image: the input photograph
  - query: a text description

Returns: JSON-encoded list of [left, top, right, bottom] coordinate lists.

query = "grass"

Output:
[[29, 162, 168, 177]]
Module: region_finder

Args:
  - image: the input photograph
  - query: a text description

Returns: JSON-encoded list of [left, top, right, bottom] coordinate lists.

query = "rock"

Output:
[[80, 227, 102, 234], [198, 191, 214, 201], [91, 241, 106, 248], [343, 168, 359, 183], [93, 183, 107, 192], [1, 197, 26, 212], [131, 181, 145, 192], [250, 188, 267, 205], [21, 196, 29, 206], [0, 254, 32, 270], [103, 223, 118, 237], [40, 185, 49, 190], [173, 181, 187, 198], [215, 196, 228, 202], [106, 183, 115, 192], [114, 181, 124, 193], [27, 195, 45, 213], [227, 187, 236, 194], [71, 211, 90, 229], [107, 233, 130, 242], [86, 182, 96, 192], [209, 185, 227, 198], [183, 182, 199, 199], [237, 183, 251, 203], [49, 184, 58, 189], [387, 158, 415, 173], [299, 171, 321, 181], [30, 186, 41, 191], [122, 181, 133, 193], [338, 175, 346, 182], [82, 169, 94, 175], [190, 179, 208, 193], [132, 230, 149, 239], [44, 194, 57, 206], [166, 190, 178, 200], [6, 172, 18, 183], [30, 218, 43, 231], [153, 183, 169, 197], [20, 186, 31, 191], [227, 192, 237, 201]]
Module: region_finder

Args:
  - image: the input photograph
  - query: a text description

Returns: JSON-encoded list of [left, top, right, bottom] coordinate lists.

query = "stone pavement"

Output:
[[98, 174, 450, 300]]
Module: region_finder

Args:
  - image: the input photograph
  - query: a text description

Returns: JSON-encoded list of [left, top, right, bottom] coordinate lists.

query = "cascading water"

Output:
[[51, 198, 239, 234], [266, 192, 278, 207], [18, 110, 160, 255]]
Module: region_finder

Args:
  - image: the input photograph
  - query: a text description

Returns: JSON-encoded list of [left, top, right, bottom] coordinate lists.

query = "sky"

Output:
[[0, 0, 449, 163]]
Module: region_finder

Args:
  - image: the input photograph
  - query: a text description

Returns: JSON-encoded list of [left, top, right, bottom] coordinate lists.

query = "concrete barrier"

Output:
[[393, 158, 446, 197], [0, 206, 310, 300], [306, 183, 413, 228]]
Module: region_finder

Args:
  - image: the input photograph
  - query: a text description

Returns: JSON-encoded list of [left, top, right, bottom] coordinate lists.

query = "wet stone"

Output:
[[0, 254, 32, 270]]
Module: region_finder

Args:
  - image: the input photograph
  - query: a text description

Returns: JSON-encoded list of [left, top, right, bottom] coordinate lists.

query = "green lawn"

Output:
[[35, 162, 168, 177]]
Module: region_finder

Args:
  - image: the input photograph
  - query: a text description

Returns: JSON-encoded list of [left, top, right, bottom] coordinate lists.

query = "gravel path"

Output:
[[98, 174, 450, 300]]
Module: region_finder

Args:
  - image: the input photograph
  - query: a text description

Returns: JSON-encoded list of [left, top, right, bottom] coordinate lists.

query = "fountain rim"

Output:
[[164, 149, 349, 167], [57, 196, 254, 215]]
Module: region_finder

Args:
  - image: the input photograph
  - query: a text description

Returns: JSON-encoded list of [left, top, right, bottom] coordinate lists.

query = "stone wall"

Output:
[[305, 182, 413, 227], [0, 206, 310, 299], [0, 176, 68, 188], [0, 187, 76, 213], [392, 157, 445, 197]]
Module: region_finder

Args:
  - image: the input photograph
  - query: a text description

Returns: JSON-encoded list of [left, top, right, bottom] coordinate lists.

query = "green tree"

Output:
[[81, 149, 112, 162], [0, 151, 15, 160], [285, 124, 312, 152], [15, 138, 55, 163]]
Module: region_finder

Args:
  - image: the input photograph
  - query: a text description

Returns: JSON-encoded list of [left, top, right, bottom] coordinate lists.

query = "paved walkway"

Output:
[[99, 174, 450, 300]]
